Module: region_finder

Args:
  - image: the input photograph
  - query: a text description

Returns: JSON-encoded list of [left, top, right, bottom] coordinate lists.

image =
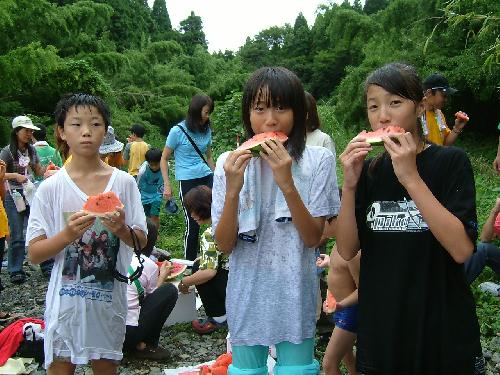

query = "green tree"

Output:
[[364, 0, 389, 15], [152, 0, 172, 40], [179, 11, 207, 54]]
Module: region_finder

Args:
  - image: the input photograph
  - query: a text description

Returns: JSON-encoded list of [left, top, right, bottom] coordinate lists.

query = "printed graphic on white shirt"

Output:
[[366, 199, 429, 232], [60, 213, 120, 301]]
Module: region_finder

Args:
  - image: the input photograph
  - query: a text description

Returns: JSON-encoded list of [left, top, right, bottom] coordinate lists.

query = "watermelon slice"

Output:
[[357, 125, 406, 145], [46, 162, 60, 171], [324, 290, 337, 314], [455, 111, 469, 122], [82, 191, 123, 216], [236, 131, 288, 156], [157, 261, 187, 280], [494, 213, 500, 236]]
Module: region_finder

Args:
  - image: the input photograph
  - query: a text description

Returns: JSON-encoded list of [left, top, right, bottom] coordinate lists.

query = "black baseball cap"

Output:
[[129, 123, 145, 138], [423, 73, 457, 95]]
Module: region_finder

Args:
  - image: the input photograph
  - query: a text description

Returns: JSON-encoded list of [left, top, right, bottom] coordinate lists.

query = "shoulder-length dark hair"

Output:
[[185, 94, 214, 133], [364, 62, 424, 175], [183, 185, 212, 221], [9, 128, 35, 164], [305, 91, 321, 132], [242, 66, 306, 161]]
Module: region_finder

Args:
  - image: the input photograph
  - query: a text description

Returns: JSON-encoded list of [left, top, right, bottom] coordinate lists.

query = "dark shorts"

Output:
[[143, 201, 161, 217], [332, 304, 358, 333]]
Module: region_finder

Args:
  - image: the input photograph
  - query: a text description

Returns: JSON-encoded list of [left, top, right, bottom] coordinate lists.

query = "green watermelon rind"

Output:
[[237, 136, 287, 157]]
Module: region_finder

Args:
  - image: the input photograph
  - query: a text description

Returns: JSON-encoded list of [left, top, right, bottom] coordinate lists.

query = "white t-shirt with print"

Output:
[[212, 146, 340, 347], [26, 168, 147, 368]]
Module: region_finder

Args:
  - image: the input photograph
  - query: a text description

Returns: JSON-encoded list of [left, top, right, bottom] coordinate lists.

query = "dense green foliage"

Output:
[[0, 0, 497, 147]]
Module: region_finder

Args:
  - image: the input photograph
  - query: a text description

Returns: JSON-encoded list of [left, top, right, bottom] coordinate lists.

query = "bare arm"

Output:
[[160, 147, 173, 200], [4, 172, 27, 183], [336, 137, 370, 260], [214, 150, 252, 254], [29, 211, 96, 264], [385, 134, 474, 263], [182, 268, 217, 287], [205, 148, 215, 171], [443, 115, 467, 146], [480, 198, 500, 243], [317, 217, 337, 247]]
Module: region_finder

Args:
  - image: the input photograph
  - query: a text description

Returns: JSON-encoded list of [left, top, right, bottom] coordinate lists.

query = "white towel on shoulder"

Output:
[[238, 157, 309, 241]]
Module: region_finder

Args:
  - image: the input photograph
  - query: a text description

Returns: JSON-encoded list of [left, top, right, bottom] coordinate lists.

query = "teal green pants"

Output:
[[228, 338, 319, 375]]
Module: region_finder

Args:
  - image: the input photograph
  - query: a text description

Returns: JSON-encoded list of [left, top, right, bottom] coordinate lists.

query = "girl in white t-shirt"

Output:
[[212, 67, 340, 374], [27, 93, 147, 375]]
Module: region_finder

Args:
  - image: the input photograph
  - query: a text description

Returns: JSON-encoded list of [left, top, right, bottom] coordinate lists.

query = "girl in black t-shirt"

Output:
[[336, 63, 484, 375]]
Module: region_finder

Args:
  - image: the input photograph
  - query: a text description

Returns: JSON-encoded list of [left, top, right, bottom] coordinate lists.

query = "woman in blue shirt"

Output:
[[160, 94, 215, 261]]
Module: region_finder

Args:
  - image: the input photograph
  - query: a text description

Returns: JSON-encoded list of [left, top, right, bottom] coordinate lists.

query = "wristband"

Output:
[[452, 128, 462, 134]]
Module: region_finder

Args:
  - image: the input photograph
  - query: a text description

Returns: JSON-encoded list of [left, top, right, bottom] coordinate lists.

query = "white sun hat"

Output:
[[99, 126, 124, 155]]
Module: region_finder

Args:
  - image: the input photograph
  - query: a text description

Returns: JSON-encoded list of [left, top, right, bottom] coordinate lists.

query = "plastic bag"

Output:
[[22, 179, 36, 206]]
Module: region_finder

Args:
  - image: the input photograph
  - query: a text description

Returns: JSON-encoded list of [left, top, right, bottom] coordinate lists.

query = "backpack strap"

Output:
[[128, 264, 145, 306], [176, 125, 210, 168]]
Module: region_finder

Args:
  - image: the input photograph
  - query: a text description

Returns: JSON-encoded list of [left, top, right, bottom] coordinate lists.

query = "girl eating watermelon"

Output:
[[212, 67, 341, 374], [26, 93, 147, 375], [336, 63, 484, 375]]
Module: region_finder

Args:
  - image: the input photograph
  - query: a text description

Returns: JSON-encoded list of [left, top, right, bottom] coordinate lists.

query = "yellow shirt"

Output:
[[0, 199, 9, 238], [128, 141, 149, 176], [423, 109, 450, 146]]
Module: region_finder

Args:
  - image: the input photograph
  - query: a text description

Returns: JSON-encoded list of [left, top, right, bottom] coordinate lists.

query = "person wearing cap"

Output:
[[99, 126, 125, 168], [0, 116, 44, 284], [421, 73, 468, 146], [123, 124, 149, 177]]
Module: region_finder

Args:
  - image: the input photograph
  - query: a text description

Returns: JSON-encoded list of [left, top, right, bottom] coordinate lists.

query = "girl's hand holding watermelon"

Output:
[[340, 135, 372, 191], [382, 132, 420, 187], [260, 139, 294, 193], [223, 149, 252, 196]]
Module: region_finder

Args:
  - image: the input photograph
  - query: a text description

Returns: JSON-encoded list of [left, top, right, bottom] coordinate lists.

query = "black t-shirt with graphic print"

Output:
[[354, 145, 484, 375]]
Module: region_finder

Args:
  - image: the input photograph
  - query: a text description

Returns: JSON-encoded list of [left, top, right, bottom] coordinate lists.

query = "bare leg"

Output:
[[342, 350, 359, 375], [47, 360, 76, 375], [91, 359, 118, 375], [322, 326, 357, 375]]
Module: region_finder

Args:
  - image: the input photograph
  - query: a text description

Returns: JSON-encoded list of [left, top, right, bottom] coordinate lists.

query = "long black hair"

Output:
[[305, 91, 321, 132], [242, 66, 306, 161], [185, 94, 214, 133], [364, 62, 424, 175], [9, 128, 35, 164]]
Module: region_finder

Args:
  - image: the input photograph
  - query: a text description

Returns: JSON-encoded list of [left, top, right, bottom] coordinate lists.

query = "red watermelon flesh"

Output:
[[494, 213, 500, 236], [82, 191, 123, 216], [358, 125, 406, 145], [157, 261, 187, 279], [236, 131, 288, 156], [324, 290, 337, 314], [46, 162, 60, 171]]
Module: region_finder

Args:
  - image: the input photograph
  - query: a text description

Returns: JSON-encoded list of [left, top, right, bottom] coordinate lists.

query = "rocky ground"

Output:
[[1, 263, 499, 374]]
